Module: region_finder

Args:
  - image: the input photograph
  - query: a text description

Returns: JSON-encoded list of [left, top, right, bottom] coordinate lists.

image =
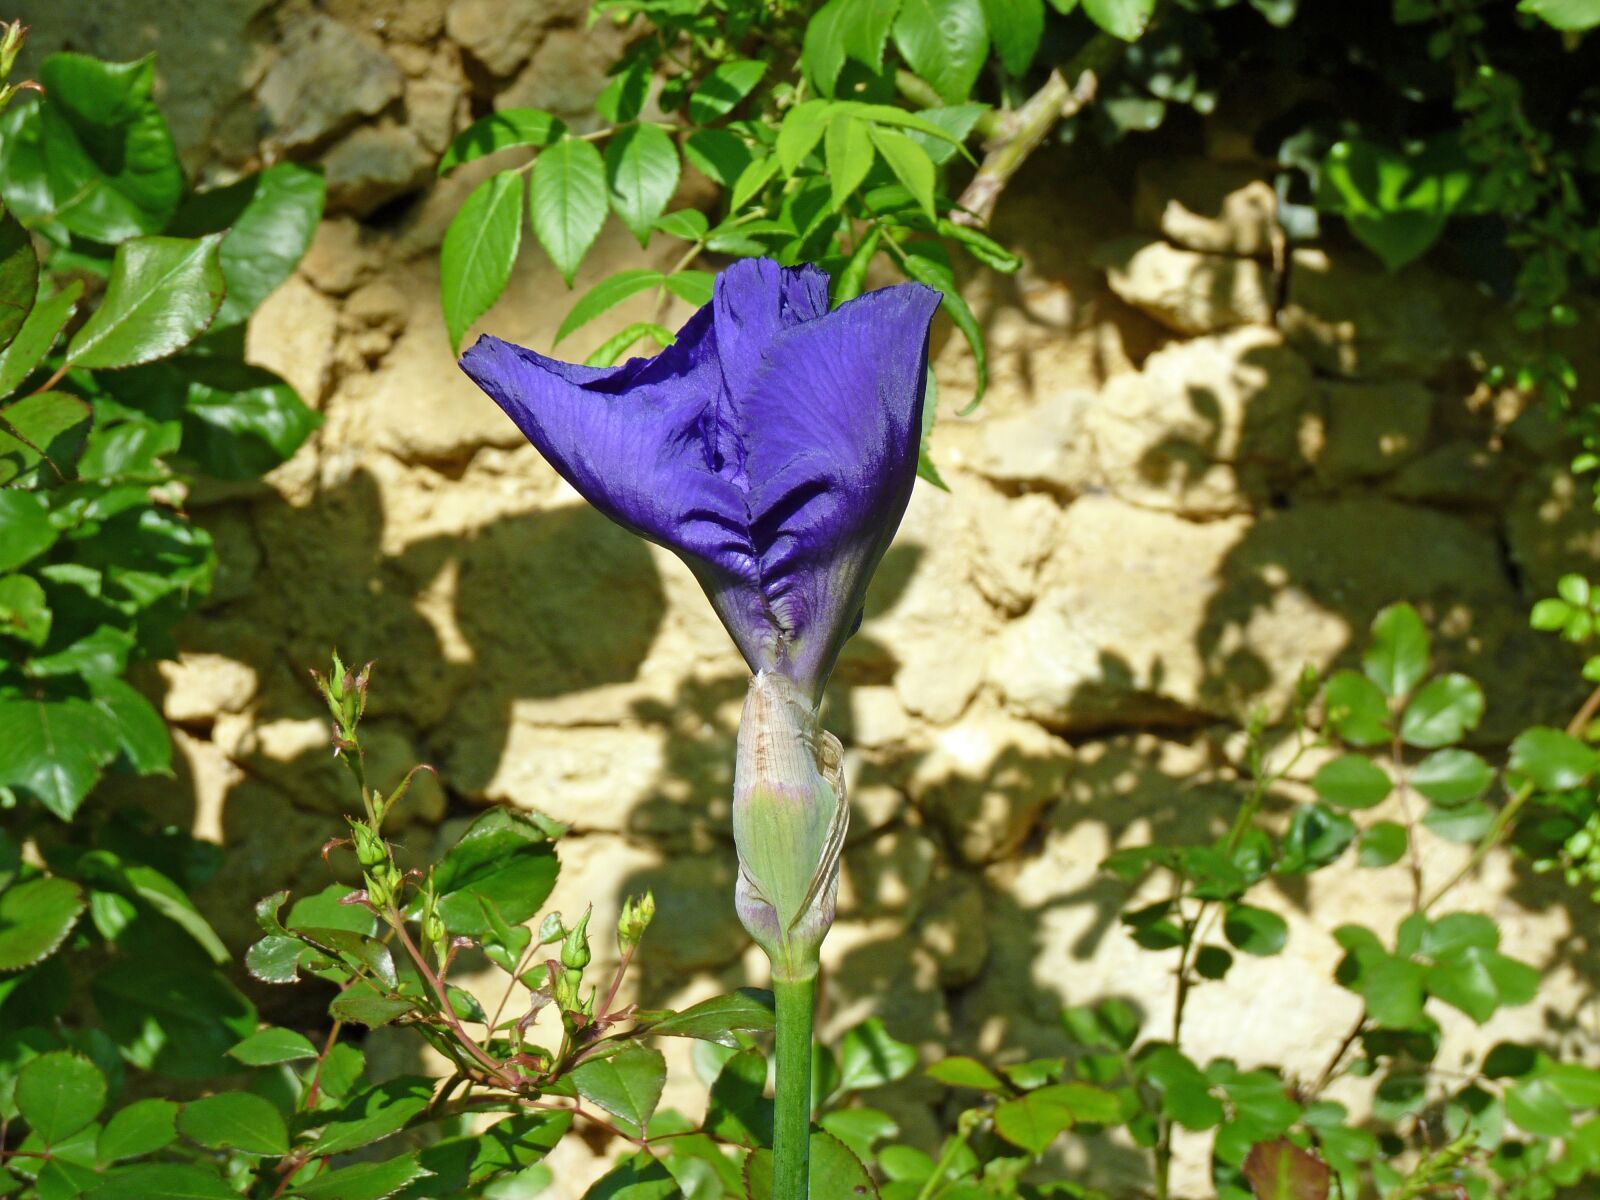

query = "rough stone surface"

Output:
[[257, 16, 403, 152], [158, 654, 259, 725], [1087, 326, 1316, 515], [246, 276, 340, 406], [445, 0, 545, 76], [1310, 379, 1434, 483], [1134, 157, 1278, 257], [494, 26, 631, 131], [1100, 236, 1275, 335], [322, 122, 434, 216]]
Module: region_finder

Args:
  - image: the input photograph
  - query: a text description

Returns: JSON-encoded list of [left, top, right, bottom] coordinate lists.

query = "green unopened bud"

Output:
[[617, 891, 654, 952], [553, 967, 581, 1013], [560, 907, 592, 971], [350, 821, 387, 871], [0, 22, 25, 80], [731, 671, 848, 984]]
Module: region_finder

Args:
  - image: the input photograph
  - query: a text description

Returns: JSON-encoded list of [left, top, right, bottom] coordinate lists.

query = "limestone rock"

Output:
[[840, 829, 938, 919], [1087, 327, 1316, 516], [258, 16, 402, 152], [1134, 157, 1278, 257], [1506, 469, 1600, 602], [322, 123, 433, 217], [915, 872, 989, 987], [971, 490, 1059, 615], [1310, 379, 1434, 484], [1279, 248, 1481, 381], [247, 275, 339, 407], [446, 0, 546, 76], [405, 77, 464, 156], [968, 388, 1096, 496], [158, 653, 258, 725], [299, 218, 382, 296], [910, 709, 1071, 864], [1100, 236, 1275, 335], [495, 26, 630, 131], [1388, 441, 1513, 508]]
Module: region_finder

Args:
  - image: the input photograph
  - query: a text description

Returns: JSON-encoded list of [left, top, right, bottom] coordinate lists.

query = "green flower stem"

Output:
[[772, 975, 817, 1200]]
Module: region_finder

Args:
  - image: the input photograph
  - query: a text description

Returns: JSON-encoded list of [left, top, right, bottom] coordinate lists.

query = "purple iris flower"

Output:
[[459, 258, 941, 701]]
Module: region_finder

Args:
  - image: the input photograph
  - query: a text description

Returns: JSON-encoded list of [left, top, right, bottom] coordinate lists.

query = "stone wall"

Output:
[[24, 2, 1600, 1195]]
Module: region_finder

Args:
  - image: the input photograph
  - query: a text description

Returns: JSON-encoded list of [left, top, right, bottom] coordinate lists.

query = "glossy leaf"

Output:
[[926, 1056, 1006, 1091], [1082, 0, 1156, 38], [292, 1154, 432, 1200], [743, 1131, 877, 1200], [1223, 903, 1289, 956], [92, 959, 257, 1078], [1321, 669, 1391, 746], [438, 109, 565, 174], [180, 360, 321, 480], [1509, 726, 1599, 790], [17, 1051, 106, 1144], [1410, 748, 1492, 806], [689, 61, 769, 123], [427, 808, 561, 935], [312, 1077, 436, 1157], [0, 208, 38, 354], [227, 1027, 319, 1066], [583, 321, 675, 367], [441, 170, 525, 355], [983, 0, 1045, 74], [1398, 673, 1483, 748], [0, 391, 92, 486], [98, 1099, 179, 1163], [0, 574, 49, 646], [706, 1048, 773, 1148], [556, 269, 665, 345], [177, 1092, 288, 1157], [210, 163, 326, 327], [573, 1043, 667, 1132], [1363, 603, 1429, 699], [838, 1019, 917, 1091], [65, 235, 226, 370], [85, 1162, 239, 1199], [530, 137, 608, 287], [1357, 821, 1407, 868], [644, 988, 775, 1046], [1311, 755, 1391, 810], [826, 115, 875, 208], [606, 123, 680, 246], [0, 489, 56, 571], [893, 0, 990, 103], [0, 696, 121, 819], [0, 279, 81, 397]]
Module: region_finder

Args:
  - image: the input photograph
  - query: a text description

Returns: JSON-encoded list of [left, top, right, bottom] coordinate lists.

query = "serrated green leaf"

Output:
[[1398, 673, 1483, 748], [179, 360, 320, 480], [983, 0, 1045, 74], [706, 1047, 773, 1148], [1223, 903, 1289, 956], [1410, 748, 1491, 806], [1311, 755, 1391, 810], [689, 61, 769, 123], [893, 0, 990, 102], [64, 235, 226, 370], [1509, 727, 1599, 790], [0, 279, 81, 398], [531, 137, 608, 287], [643, 988, 775, 1046], [0, 696, 121, 819], [97, 1098, 178, 1163], [1082, 0, 1155, 38], [438, 109, 565, 174], [555, 269, 665, 344], [0, 489, 55, 572], [84, 1162, 238, 1199], [582, 321, 674, 367], [776, 101, 833, 174], [17, 1051, 105, 1144], [312, 1077, 436, 1157], [206, 163, 325, 327], [1357, 821, 1407, 867], [177, 1092, 287, 1157], [0, 391, 92, 486], [1363, 603, 1429, 699], [440, 170, 524, 355], [682, 128, 754, 188], [227, 1027, 318, 1066], [926, 1056, 1006, 1091], [293, 1154, 432, 1200], [92, 960, 257, 1079], [0, 574, 49, 646], [329, 988, 415, 1028], [425, 808, 561, 936], [1506, 1077, 1572, 1136], [839, 1018, 917, 1091], [606, 124, 680, 246], [572, 1043, 666, 1132], [0, 208, 38, 356], [744, 1131, 876, 1200], [826, 115, 875, 208]]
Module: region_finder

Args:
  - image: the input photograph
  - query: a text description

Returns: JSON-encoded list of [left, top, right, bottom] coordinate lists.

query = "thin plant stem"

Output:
[[772, 976, 817, 1200]]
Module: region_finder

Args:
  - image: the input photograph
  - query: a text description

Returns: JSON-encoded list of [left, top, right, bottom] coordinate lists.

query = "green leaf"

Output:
[[27, 626, 136, 681], [177, 1092, 288, 1157], [180, 361, 320, 480], [1509, 727, 1600, 790], [893, 0, 990, 102], [597, 62, 650, 125], [1311, 755, 1391, 810], [0, 697, 121, 819], [682, 129, 754, 188], [1506, 1077, 1572, 1137], [0, 574, 49, 646], [572, 1043, 666, 1132], [17, 1051, 105, 1143], [246, 935, 303, 984], [0, 279, 81, 397], [898, 247, 987, 403], [826, 115, 876, 209], [1422, 799, 1494, 844], [743, 1131, 877, 1200], [983, 0, 1045, 74], [580, 1156, 679, 1200], [209, 164, 326, 328], [606, 124, 680, 247], [531, 137, 608, 287], [834, 227, 881, 307], [802, 0, 853, 95], [654, 209, 708, 241], [0, 391, 92, 485], [926, 1056, 1006, 1091], [994, 1089, 1076, 1154], [1357, 821, 1407, 868], [78, 853, 223, 962], [97, 1098, 179, 1163], [730, 153, 781, 210], [0, 209, 38, 355], [583, 321, 674, 367], [77, 415, 182, 482], [776, 101, 833, 174], [440, 170, 524, 355], [312, 1077, 436, 1157], [556, 269, 665, 344], [228, 1027, 318, 1066], [1316, 137, 1473, 272], [292, 1154, 432, 1200], [426, 808, 561, 936], [1278, 804, 1356, 874], [1241, 1139, 1332, 1200], [439, 109, 565, 174], [1363, 603, 1429, 699], [85, 1162, 239, 1200], [937, 218, 1021, 272], [706, 1047, 773, 1148], [1223, 904, 1289, 956], [1398, 674, 1483, 748], [838, 1018, 917, 1091], [644, 988, 775, 1046], [1082, 0, 1156, 38], [0, 490, 55, 571], [1319, 667, 1396, 741], [664, 270, 715, 307], [329, 988, 415, 1028], [689, 61, 769, 123], [64, 235, 226, 370], [1410, 749, 1492, 806], [91, 960, 257, 1078], [1519, 0, 1600, 29]]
